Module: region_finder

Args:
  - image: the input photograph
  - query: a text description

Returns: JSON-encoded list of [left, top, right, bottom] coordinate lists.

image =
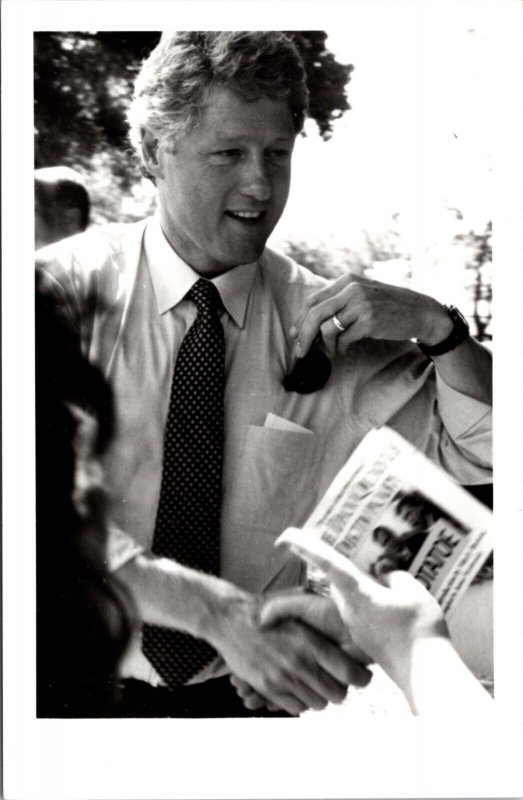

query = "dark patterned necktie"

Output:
[[142, 278, 224, 687]]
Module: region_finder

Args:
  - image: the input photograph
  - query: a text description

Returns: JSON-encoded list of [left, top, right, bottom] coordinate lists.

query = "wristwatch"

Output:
[[417, 305, 470, 357]]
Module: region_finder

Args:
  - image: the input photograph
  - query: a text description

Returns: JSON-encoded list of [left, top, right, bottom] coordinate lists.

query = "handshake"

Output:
[[211, 539, 491, 717]]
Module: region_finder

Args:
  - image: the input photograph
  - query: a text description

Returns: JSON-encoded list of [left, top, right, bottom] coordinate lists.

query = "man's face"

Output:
[[352, 497, 429, 579], [149, 84, 296, 276], [352, 528, 415, 580], [374, 497, 428, 539]]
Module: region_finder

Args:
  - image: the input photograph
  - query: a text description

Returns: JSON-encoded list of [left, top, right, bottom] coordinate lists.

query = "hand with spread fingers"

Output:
[[290, 272, 452, 360]]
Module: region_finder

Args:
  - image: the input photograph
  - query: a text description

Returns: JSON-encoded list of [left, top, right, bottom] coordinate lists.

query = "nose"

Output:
[[239, 153, 272, 203], [395, 542, 412, 563]]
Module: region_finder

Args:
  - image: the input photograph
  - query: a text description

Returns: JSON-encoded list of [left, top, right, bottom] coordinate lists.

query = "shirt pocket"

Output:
[[229, 424, 327, 533]]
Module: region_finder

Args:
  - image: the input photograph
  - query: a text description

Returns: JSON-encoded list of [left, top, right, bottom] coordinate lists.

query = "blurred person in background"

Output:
[[36, 31, 492, 718], [35, 166, 90, 250]]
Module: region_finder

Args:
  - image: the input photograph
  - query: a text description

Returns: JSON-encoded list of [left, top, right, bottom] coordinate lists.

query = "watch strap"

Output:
[[417, 305, 470, 357]]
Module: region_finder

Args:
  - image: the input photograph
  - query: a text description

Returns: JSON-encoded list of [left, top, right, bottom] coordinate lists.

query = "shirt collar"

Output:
[[144, 215, 257, 328]]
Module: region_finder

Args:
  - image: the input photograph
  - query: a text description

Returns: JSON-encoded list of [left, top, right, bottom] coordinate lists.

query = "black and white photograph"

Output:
[[351, 488, 467, 576], [3, 1, 523, 798]]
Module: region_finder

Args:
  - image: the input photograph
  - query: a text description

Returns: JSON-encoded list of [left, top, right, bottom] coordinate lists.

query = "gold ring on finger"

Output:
[[332, 314, 346, 333]]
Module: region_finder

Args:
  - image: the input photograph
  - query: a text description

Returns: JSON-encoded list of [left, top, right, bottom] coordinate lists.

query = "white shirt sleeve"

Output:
[[436, 374, 492, 470]]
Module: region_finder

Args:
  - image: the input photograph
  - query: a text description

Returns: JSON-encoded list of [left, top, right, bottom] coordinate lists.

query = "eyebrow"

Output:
[[208, 134, 295, 147]]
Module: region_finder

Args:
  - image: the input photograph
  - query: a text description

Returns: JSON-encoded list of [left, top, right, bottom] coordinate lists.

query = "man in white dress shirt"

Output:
[[37, 31, 492, 717]]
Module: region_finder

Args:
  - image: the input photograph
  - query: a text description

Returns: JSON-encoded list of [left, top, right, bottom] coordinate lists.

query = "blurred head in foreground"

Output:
[[35, 166, 90, 249], [36, 270, 134, 717]]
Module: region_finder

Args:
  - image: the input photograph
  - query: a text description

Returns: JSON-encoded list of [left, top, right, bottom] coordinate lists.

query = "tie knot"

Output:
[[189, 279, 222, 315]]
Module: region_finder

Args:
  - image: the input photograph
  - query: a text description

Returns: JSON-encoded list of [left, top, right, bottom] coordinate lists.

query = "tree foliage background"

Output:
[[34, 30, 491, 339], [34, 31, 353, 222]]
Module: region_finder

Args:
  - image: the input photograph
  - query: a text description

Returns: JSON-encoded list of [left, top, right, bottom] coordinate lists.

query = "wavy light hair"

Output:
[[127, 31, 309, 177]]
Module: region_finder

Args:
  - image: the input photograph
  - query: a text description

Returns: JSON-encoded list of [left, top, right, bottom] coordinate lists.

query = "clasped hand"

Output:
[[209, 590, 371, 716]]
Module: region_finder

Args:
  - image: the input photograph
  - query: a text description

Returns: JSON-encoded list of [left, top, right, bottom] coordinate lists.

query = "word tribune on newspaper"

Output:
[[277, 427, 492, 616]]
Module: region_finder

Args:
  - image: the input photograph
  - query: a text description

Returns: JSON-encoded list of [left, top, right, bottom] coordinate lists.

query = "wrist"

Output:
[[379, 616, 451, 705], [404, 634, 474, 715], [418, 300, 454, 347], [197, 580, 255, 648], [117, 553, 246, 641], [417, 304, 470, 356]]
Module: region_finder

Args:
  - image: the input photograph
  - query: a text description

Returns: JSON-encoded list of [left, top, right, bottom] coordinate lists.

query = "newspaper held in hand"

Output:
[[276, 427, 492, 617]]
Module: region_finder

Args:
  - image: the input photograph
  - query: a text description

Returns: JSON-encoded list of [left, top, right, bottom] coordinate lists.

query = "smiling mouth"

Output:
[[225, 210, 266, 225]]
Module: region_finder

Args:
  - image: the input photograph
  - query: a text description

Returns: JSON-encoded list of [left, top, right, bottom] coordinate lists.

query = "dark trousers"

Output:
[[118, 676, 291, 718]]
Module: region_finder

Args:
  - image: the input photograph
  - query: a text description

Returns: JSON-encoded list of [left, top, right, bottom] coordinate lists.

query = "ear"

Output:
[[141, 129, 163, 180]]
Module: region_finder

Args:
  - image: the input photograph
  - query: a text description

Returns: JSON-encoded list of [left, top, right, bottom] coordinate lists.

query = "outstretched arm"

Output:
[[117, 554, 371, 716], [260, 538, 492, 715]]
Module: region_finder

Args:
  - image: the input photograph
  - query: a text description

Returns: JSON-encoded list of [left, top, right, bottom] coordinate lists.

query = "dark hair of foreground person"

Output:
[[35, 271, 134, 717]]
